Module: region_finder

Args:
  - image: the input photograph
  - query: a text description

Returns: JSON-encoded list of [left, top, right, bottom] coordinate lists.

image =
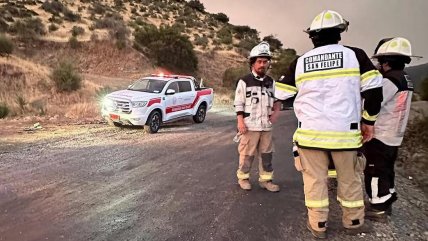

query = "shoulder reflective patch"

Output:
[[361, 70, 382, 84]]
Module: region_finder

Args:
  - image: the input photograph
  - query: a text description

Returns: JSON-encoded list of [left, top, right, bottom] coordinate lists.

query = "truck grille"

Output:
[[115, 100, 131, 113], [106, 99, 131, 114]]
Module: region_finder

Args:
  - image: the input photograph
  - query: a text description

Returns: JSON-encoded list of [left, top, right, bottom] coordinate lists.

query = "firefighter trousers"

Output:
[[362, 138, 398, 210], [236, 131, 274, 182], [298, 148, 365, 231]]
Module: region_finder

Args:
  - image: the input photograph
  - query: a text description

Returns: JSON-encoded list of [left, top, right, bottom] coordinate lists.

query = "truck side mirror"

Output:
[[165, 89, 176, 95]]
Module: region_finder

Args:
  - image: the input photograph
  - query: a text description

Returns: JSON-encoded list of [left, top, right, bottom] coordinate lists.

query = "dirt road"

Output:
[[0, 109, 427, 241]]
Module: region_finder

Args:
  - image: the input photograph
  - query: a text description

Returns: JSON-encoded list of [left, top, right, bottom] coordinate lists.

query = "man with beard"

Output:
[[234, 41, 281, 192]]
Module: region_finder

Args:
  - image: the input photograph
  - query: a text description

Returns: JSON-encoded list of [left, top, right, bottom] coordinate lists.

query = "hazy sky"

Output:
[[201, 0, 428, 66]]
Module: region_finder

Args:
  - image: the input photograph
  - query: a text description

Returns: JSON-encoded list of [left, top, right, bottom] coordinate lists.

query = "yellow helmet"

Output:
[[306, 10, 349, 33]]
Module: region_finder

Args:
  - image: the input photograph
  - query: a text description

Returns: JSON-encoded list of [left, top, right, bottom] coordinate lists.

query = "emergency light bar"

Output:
[[151, 73, 195, 79]]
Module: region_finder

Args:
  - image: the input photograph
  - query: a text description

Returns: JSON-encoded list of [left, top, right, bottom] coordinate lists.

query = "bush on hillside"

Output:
[[0, 18, 8, 33], [232, 25, 259, 41], [263, 35, 283, 52], [71, 26, 85, 37], [42, 0, 64, 15], [51, 60, 82, 92], [63, 9, 81, 22], [217, 27, 232, 45], [212, 12, 229, 23], [186, 0, 205, 13], [134, 25, 198, 74], [0, 34, 13, 56], [421, 77, 428, 101], [89, 2, 107, 15], [68, 36, 80, 49], [0, 103, 10, 119], [270, 48, 298, 80], [223, 65, 248, 88], [9, 17, 46, 40], [48, 23, 59, 32]]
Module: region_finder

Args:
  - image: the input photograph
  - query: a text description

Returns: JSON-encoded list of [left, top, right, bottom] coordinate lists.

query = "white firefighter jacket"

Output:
[[375, 70, 413, 146], [234, 73, 275, 131], [275, 44, 383, 150]]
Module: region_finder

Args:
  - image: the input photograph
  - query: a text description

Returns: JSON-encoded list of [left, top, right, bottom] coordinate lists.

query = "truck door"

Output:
[[177, 80, 195, 115], [164, 81, 187, 120]]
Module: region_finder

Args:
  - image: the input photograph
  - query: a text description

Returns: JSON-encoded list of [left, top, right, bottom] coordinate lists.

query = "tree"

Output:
[[133, 25, 198, 74], [186, 0, 205, 13], [0, 34, 13, 56], [270, 48, 298, 80], [263, 35, 283, 52], [213, 13, 229, 23]]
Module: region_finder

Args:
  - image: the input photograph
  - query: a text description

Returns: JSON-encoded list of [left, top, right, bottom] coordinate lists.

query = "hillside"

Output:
[[0, 0, 272, 120]]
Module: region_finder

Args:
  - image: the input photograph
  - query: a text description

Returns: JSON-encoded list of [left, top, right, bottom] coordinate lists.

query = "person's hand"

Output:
[[269, 111, 280, 124], [361, 123, 374, 143], [237, 119, 247, 134]]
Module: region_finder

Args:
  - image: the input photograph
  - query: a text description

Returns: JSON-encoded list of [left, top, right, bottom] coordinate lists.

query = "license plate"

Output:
[[110, 114, 120, 120]]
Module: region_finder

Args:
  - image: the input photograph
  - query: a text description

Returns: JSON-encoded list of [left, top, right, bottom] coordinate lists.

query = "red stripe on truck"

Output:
[[166, 89, 212, 114], [148, 98, 161, 107]]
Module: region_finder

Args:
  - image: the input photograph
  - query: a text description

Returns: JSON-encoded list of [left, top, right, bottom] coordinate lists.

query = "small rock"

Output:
[[409, 176, 413, 180]]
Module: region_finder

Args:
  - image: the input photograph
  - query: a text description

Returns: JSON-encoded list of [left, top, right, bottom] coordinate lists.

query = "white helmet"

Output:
[[373, 37, 416, 58], [306, 10, 349, 33], [249, 41, 272, 60]]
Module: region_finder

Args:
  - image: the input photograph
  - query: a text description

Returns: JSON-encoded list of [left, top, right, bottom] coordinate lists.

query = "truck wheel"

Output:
[[193, 104, 206, 123], [144, 110, 161, 133]]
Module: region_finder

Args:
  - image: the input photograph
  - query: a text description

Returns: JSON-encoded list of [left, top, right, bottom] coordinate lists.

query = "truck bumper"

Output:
[[101, 110, 148, 126]]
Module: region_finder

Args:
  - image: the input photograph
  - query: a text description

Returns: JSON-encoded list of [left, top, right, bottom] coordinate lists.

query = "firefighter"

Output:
[[363, 37, 420, 222], [275, 10, 383, 238], [234, 41, 282, 192]]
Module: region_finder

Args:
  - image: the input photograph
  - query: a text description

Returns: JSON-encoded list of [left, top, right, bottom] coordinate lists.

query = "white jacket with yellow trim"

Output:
[[275, 44, 383, 150]]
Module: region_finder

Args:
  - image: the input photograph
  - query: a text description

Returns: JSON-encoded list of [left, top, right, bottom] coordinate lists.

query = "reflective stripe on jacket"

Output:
[[234, 73, 275, 131]]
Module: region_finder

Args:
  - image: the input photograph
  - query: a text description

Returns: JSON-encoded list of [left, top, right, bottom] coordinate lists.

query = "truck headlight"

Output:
[[131, 101, 148, 108], [103, 98, 115, 109]]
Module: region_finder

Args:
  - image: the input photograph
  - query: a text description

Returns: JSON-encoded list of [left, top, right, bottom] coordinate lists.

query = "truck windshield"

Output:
[[127, 79, 167, 93]]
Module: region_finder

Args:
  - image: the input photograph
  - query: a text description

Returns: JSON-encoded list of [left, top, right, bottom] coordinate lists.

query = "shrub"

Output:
[[71, 26, 85, 37], [217, 27, 232, 45], [10, 17, 46, 40], [51, 60, 82, 92], [212, 12, 229, 23], [68, 36, 80, 49], [420, 77, 428, 101], [194, 35, 208, 47], [223, 65, 248, 88], [0, 18, 9, 33], [133, 25, 198, 74], [89, 2, 106, 15], [0, 34, 13, 56], [270, 48, 298, 80], [41, 0, 64, 15], [48, 23, 59, 32], [263, 35, 283, 52], [186, 0, 205, 13], [63, 9, 81, 22], [0, 103, 9, 118]]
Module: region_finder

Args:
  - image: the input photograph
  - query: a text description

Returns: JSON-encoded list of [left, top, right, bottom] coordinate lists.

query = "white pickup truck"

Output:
[[101, 74, 214, 133]]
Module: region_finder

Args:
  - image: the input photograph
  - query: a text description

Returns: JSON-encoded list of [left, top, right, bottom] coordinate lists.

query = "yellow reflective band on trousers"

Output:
[[275, 82, 298, 94], [362, 110, 378, 122], [296, 68, 360, 85], [293, 129, 362, 149], [259, 173, 273, 181], [337, 197, 364, 208], [328, 169, 337, 178], [361, 70, 382, 84], [305, 198, 329, 208], [236, 170, 250, 180]]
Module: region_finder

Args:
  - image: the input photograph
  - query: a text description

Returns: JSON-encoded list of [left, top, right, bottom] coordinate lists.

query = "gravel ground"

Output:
[[0, 108, 427, 241]]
